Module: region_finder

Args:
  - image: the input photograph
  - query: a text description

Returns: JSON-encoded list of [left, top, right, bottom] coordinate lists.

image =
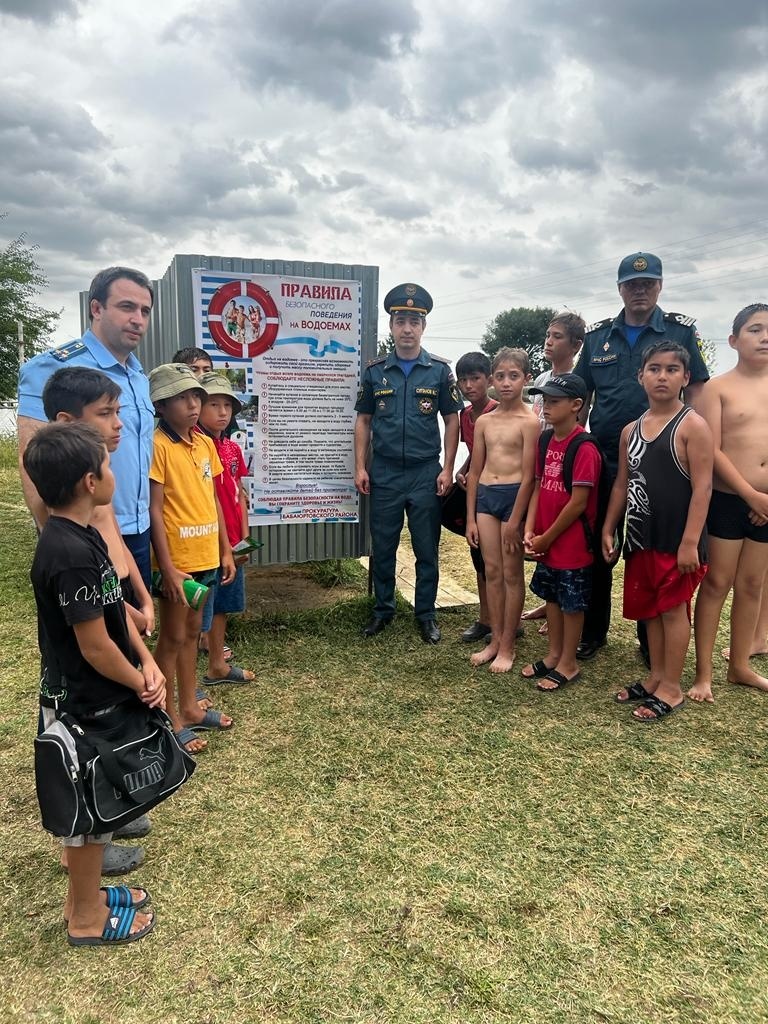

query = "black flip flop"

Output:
[[631, 695, 686, 723], [614, 680, 651, 704], [521, 659, 554, 679], [537, 669, 581, 692]]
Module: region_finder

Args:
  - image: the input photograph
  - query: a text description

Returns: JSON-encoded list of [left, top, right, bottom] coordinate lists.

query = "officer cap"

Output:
[[617, 252, 663, 284], [529, 372, 587, 402], [383, 283, 433, 318]]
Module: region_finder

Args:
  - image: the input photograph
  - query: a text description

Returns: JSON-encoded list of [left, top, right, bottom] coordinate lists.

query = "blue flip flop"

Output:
[[191, 709, 234, 731], [202, 666, 254, 686], [101, 884, 150, 911], [63, 884, 149, 924], [174, 726, 206, 752], [67, 904, 156, 946]]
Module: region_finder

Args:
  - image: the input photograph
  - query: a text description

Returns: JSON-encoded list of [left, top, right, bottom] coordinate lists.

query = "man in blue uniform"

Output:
[[18, 267, 156, 588], [355, 283, 462, 642], [573, 252, 709, 661]]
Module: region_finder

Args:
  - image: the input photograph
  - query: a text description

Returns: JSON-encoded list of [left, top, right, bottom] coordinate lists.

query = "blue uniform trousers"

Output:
[[370, 456, 442, 621]]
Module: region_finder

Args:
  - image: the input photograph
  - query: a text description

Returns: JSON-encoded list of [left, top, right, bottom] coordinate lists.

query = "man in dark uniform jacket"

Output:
[[573, 252, 710, 660], [354, 283, 463, 643]]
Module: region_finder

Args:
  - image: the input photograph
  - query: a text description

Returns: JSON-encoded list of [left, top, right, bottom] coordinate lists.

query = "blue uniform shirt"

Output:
[[355, 347, 463, 464], [573, 306, 709, 472], [18, 329, 155, 534]]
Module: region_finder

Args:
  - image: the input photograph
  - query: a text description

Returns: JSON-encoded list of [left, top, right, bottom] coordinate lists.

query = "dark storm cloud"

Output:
[[0, 0, 81, 20], [171, 0, 420, 110], [407, 18, 547, 127], [0, 90, 107, 175], [536, 0, 768, 82], [513, 138, 599, 175]]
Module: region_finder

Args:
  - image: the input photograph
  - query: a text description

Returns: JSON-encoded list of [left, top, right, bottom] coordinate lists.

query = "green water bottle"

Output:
[[151, 571, 209, 609]]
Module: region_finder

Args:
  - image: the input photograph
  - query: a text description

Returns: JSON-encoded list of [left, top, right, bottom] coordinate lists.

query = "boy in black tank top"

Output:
[[602, 342, 713, 722]]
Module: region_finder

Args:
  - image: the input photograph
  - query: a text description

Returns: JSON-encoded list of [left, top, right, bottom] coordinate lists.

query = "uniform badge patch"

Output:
[[405, 284, 417, 296], [419, 397, 435, 414], [449, 384, 460, 403], [633, 256, 648, 272], [52, 340, 87, 362], [603, 342, 610, 351], [357, 387, 364, 403], [378, 399, 387, 410]]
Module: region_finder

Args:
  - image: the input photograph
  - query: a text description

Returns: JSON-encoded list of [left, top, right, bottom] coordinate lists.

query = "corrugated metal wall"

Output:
[[81, 255, 378, 565]]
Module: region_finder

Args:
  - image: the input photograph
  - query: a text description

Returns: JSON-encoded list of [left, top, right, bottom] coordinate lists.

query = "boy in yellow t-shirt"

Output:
[[148, 364, 235, 753]]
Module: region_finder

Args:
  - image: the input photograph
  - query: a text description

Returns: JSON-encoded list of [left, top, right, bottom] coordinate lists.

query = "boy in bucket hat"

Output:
[[522, 373, 603, 691], [196, 372, 255, 690], [147, 364, 236, 753]]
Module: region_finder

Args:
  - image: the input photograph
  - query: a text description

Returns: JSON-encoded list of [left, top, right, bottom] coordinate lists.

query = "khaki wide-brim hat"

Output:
[[199, 371, 243, 415], [148, 363, 206, 403]]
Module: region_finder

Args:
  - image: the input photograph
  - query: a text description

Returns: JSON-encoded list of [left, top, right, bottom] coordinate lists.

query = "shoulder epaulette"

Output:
[[585, 318, 613, 333], [366, 355, 387, 366], [51, 340, 87, 362], [664, 311, 696, 328]]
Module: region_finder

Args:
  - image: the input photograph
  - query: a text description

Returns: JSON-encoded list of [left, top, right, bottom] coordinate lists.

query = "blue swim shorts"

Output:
[[476, 482, 520, 523], [201, 563, 246, 632], [530, 563, 592, 615]]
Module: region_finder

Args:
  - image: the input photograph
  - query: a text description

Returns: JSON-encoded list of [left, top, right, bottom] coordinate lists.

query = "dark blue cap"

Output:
[[617, 252, 663, 284], [529, 372, 587, 401], [383, 283, 433, 317]]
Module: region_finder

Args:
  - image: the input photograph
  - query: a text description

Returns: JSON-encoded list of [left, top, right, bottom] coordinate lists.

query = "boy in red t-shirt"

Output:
[[197, 373, 256, 688], [522, 374, 601, 691]]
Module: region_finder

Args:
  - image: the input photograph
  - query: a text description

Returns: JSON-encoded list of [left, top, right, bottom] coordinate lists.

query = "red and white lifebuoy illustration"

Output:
[[207, 280, 280, 359]]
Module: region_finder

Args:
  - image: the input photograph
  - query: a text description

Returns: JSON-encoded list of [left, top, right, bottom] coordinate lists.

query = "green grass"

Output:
[[1, 437, 767, 1023]]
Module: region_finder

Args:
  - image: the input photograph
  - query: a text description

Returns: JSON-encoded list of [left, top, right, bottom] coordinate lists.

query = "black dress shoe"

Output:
[[362, 616, 391, 637], [576, 638, 606, 661], [460, 621, 492, 643], [418, 619, 441, 644]]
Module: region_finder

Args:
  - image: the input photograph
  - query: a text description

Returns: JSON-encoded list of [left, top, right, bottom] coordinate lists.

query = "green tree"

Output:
[[481, 305, 556, 377], [377, 331, 395, 357], [0, 225, 60, 402]]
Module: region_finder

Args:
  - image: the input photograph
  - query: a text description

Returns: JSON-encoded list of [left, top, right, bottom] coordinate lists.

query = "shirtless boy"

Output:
[[689, 303, 768, 702], [465, 348, 538, 672]]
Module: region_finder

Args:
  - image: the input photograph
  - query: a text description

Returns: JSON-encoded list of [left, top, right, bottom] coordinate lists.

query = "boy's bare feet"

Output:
[[687, 677, 715, 703], [489, 652, 515, 673], [727, 668, 768, 692], [721, 644, 768, 661], [471, 642, 498, 667], [521, 604, 546, 621]]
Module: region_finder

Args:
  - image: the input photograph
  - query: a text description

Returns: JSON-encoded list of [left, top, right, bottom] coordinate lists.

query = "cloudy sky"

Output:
[[1, 0, 767, 370]]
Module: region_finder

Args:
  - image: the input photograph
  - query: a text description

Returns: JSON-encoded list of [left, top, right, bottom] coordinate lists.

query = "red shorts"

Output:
[[623, 550, 707, 621]]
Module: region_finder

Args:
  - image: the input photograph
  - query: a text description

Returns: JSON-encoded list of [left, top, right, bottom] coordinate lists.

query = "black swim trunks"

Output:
[[706, 489, 768, 543]]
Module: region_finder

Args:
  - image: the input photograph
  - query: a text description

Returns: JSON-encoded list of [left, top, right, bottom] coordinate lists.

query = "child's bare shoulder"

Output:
[[680, 408, 711, 439]]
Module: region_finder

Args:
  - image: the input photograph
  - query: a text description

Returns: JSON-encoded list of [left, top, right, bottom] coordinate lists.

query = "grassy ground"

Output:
[[1, 437, 767, 1024]]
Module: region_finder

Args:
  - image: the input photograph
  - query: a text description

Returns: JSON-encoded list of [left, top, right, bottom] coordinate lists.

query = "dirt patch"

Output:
[[243, 563, 363, 616]]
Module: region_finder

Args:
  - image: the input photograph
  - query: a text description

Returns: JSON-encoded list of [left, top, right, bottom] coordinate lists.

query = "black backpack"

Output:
[[536, 429, 611, 552]]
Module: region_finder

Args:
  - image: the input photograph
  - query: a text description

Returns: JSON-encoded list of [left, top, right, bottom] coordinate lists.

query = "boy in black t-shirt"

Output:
[[25, 422, 165, 946]]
